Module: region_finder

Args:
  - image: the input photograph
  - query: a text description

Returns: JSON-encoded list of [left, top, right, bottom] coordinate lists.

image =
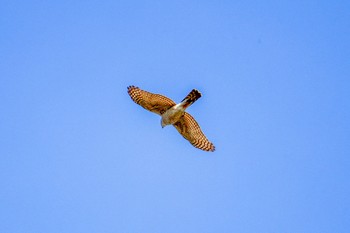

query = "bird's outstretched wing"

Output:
[[127, 86, 176, 115], [173, 112, 215, 152]]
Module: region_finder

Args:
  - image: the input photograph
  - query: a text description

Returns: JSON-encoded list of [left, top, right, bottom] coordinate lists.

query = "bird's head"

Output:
[[161, 119, 167, 128]]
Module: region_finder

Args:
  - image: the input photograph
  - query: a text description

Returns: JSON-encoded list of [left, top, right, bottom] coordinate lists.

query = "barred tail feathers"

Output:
[[181, 89, 201, 108]]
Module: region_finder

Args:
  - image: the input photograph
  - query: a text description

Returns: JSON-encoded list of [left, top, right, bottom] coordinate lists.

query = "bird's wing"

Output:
[[173, 112, 215, 152], [127, 86, 176, 115]]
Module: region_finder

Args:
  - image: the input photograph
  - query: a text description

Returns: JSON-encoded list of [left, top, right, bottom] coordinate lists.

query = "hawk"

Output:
[[127, 85, 215, 152]]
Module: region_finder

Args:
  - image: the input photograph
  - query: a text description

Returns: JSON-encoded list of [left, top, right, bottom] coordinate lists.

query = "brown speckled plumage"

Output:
[[127, 86, 176, 115], [173, 113, 215, 152], [127, 85, 215, 152]]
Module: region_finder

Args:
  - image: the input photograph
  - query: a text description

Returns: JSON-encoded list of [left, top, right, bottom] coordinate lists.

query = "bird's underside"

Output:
[[127, 85, 215, 152]]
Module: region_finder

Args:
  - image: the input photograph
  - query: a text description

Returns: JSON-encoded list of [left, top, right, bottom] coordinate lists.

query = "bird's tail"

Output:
[[181, 89, 201, 108]]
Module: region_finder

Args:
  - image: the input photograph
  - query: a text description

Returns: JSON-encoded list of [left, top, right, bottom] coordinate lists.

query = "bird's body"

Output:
[[161, 89, 201, 127], [127, 86, 215, 152], [161, 103, 185, 127]]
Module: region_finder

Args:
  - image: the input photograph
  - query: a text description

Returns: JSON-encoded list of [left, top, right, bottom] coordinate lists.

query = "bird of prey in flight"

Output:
[[127, 86, 215, 152]]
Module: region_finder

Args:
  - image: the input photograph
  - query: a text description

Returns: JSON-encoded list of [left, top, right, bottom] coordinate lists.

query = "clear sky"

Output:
[[1, 1, 349, 232]]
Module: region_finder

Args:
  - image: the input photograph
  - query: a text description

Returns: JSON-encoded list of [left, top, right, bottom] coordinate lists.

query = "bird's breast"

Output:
[[161, 107, 184, 125]]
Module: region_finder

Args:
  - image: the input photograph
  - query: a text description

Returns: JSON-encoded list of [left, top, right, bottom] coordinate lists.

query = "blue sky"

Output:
[[1, 1, 349, 232]]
